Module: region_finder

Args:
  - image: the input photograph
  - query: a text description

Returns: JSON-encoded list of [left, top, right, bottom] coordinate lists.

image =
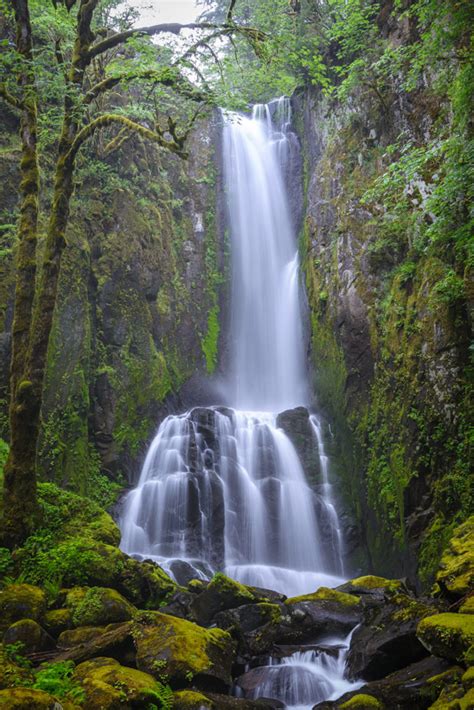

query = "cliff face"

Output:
[[0, 115, 224, 498], [296, 23, 472, 583]]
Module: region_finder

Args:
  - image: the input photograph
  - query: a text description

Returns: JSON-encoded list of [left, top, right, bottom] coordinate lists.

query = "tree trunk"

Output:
[[2, 0, 40, 547]]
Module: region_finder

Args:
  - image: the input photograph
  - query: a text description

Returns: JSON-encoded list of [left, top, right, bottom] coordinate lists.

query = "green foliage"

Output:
[[0, 547, 14, 579], [32, 661, 85, 703], [202, 305, 220, 374], [4, 643, 31, 669]]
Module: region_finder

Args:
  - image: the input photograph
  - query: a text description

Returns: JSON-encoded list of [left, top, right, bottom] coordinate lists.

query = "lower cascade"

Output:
[[120, 98, 358, 708]]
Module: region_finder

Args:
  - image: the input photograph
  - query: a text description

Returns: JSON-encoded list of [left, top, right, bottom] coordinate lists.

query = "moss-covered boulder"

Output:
[[64, 586, 136, 626], [459, 597, 474, 615], [417, 613, 474, 663], [0, 688, 65, 709], [56, 621, 135, 665], [0, 585, 46, 633], [287, 587, 360, 606], [280, 587, 362, 644], [3, 619, 54, 654], [42, 608, 73, 637], [339, 695, 384, 709], [0, 644, 34, 690], [435, 518, 474, 598], [135, 611, 235, 690], [73, 656, 173, 709], [173, 690, 279, 709], [191, 573, 256, 626], [338, 576, 403, 595]]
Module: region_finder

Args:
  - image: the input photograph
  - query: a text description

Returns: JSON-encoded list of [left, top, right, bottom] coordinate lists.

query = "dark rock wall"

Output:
[[0, 114, 225, 494], [295, 66, 472, 582]]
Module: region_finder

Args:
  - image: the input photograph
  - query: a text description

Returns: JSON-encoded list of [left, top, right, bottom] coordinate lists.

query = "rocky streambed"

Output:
[[0, 485, 472, 709]]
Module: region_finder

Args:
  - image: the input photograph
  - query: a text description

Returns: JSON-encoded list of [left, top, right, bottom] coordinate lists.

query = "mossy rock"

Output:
[[64, 586, 136, 626], [42, 608, 73, 637], [191, 573, 256, 626], [56, 621, 135, 665], [462, 666, 474, 687], [436, 517, 474, 598], [0, 644, 34, 690], [417, 613, 474, 663], [174, 689, 214, 709], [135, 611, 235, 689], [0, 585, 46, 633], [3, 619, 54, 654], [344, 576, 402, 592], [428, 687, 474, 709], [459, 597, 474, 615], [340, 695, 384, 709], [73, 656, 173, 709], [0, 687, 66, 709], [286, 587, 360, 606]]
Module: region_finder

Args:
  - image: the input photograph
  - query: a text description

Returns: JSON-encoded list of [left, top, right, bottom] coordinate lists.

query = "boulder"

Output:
[[280, 587, 361, 643], [0, 688, 64, 709], [346, 589, 434, 680], [275, 407, 321, 484], [3, 619, 54, 654], [56, 621, 135, 665], [417, 613, 474, 664], [135, 611, 235, 690], [0, 585, 46, 632], [214, 602, 283, 656], [42, 608, 73, 637], [191, 573, 257, 626], [435, 517, 474, 598], [63, 586, 136, 627], [73, 656, 173, 709], [174, 689, 281, 709]]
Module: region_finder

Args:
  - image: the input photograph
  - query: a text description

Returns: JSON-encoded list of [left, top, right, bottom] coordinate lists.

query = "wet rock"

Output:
[[280, 588, 361, 643], [214, 602, 283, 656], [417, 613, 474, 663], [73, 656, 172, 709], [236, 662, 334, 707], [0, 585, 46, 633], [191, 573, 257, 626], [276, 406, 321, 484], [315, 655, 459, 709], [3, 619, 54, 654], [135, 611, 235, 690], [346, 589, 433, 680]]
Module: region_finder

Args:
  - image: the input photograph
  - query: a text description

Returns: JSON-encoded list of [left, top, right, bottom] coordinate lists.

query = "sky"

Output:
[[132, 0, 201, 25]]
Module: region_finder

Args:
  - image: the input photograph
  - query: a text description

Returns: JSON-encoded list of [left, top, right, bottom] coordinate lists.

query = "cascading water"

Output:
[[119, 97, 357, 708]]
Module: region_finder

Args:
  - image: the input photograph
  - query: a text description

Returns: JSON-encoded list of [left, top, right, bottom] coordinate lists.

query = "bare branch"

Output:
[[227, 0, 237, 22]]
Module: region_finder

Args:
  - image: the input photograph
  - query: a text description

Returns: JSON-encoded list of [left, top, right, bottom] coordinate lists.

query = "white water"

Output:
[[119, 97, 355, 708], [224, 98, 307, 411], [236, 630, 363, 709]]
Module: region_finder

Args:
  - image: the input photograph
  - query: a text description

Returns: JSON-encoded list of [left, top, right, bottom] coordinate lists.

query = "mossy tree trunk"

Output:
[[2, 0, 258, 546], [2, 0, 41, 546]]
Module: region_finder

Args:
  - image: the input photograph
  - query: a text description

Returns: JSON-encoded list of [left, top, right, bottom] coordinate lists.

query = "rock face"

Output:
[[295, 3, 473, 581], [0, 113, 225, 492]]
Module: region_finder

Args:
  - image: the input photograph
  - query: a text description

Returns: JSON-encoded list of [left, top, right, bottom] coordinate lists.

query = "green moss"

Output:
[[209, 573, 256, 603], [0, 584, 46, 633], [173, 689, 214, 708], [68, 586, 136, 627], [349, 575, 401, 590], [202, 304, 220, 374], [286, 587, 360, 606], [340, 694, 384, 709], [435, 517, 474, 597], [417, 613, 474, 663]]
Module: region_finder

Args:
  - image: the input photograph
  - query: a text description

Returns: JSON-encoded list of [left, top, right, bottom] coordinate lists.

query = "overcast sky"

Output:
[[132, 1, 201, 25]]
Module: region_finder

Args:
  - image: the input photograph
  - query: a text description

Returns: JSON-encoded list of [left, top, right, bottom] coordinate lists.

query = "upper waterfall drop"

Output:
[[223, 97, 308, 411]]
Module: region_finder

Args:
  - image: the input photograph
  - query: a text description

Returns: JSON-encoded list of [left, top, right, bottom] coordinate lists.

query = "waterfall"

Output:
[[223, 98, 307, 411], [119, 97, 354, 708]]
